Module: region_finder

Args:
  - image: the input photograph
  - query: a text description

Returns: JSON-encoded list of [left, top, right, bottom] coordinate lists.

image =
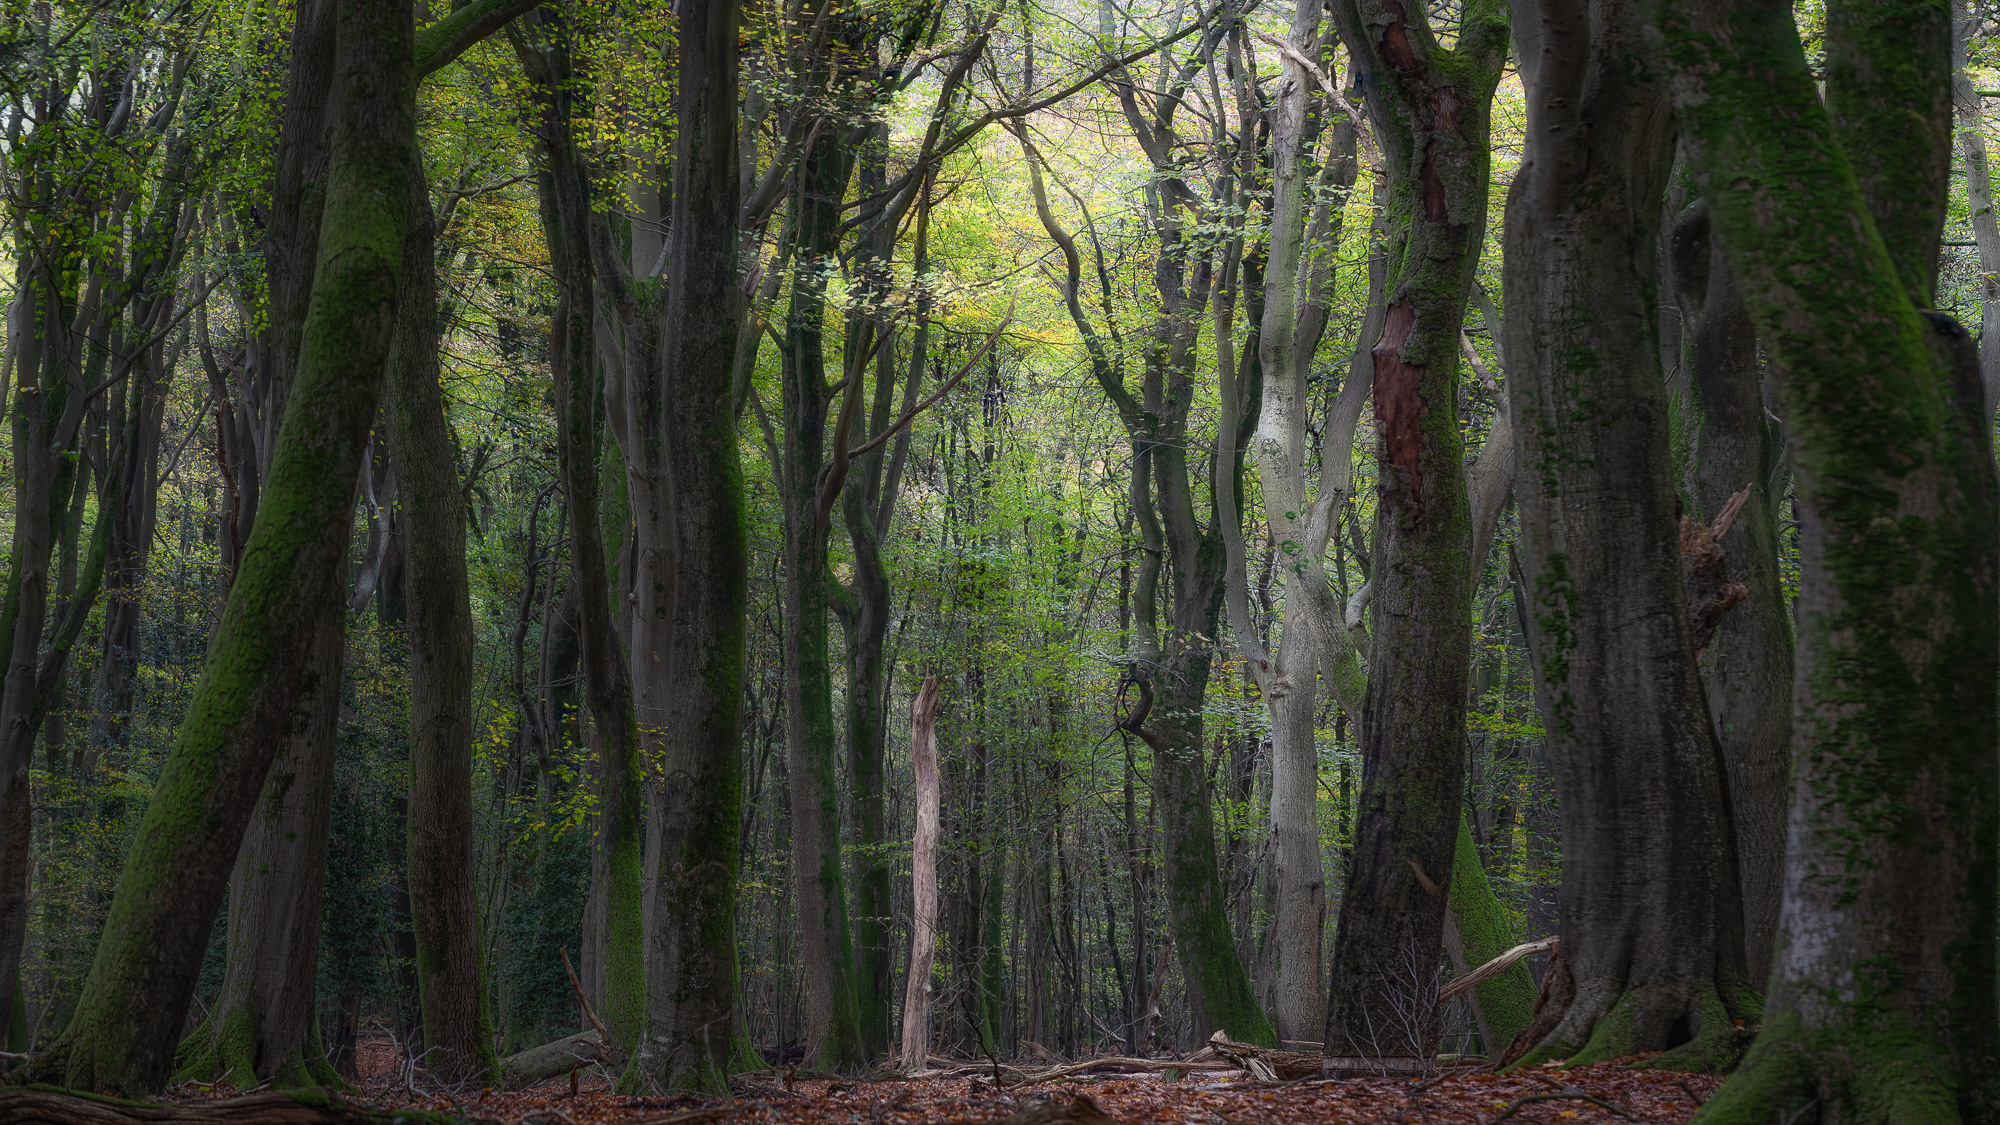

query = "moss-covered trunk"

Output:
[[183, 612, 342, 1091], [1321, 0, 1507, 1062], [1503, 0, 1755, 1071], [1656, 0, 2000, 1115], [1444, 815, 1536, 1052], [780, 118, 867, 1073], [28, 0, 414, 1094], [634, 0, 746, 1090]]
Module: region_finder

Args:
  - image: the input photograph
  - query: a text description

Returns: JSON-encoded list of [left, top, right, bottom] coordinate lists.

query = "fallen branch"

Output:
[[559, 946, 619, 1056], [1490, 1091, 1635, 1123], [1439, 937, 1558, 1004]]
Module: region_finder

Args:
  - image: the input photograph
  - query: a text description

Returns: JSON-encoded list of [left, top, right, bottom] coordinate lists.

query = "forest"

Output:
[[0, 0, 1995, 1122]]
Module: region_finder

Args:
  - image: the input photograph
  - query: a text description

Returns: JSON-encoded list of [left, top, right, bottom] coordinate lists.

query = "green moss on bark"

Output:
[[1446, 816, 1535, 1051]]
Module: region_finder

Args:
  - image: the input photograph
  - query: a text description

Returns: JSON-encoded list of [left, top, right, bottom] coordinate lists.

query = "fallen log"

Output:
[[493, 1030, 614, 1091], [0, 1087, 464, 1125], [1202, 1032, 1321, 1081]]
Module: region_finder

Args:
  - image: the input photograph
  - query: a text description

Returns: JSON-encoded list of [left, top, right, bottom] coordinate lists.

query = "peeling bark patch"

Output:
[[1377, 0, 1419, 70], [1373, 299, 1425, 514], [1421, 154, 1447, 222]]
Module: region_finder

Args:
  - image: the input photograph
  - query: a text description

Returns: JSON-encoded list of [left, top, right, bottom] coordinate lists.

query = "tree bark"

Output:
[[1503, 0, 1755, 1071], [635, 0, 746, 1089], [510, 10, 648, 1057], [1954, 8, 2000, 418], [389, 152, 492, 1083], [29, 0, 414, 1095], [779, 101, 866, 1075], [1664, 192, 1792, 990], [900, 676, 942, 1070], [183, 614, 342, 1090], [1656, 0, 2000, 1113], [1322, 0, 1507, 1062]]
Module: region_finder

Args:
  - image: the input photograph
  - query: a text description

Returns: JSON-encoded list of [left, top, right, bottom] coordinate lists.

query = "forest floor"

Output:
[[199, 1037, 1719, 1125]]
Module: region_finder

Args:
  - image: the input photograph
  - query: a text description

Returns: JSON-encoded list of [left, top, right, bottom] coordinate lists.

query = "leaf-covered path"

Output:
[[154, 1054, 1718, 1125]]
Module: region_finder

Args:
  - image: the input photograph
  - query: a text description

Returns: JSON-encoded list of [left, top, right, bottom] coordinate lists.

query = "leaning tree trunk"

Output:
[[1656, 0, 2000, 1115], [1322, 0, 1507, 1063], [635, 0, 745, 1091], [389, 152, 492, 1083], [27, 0, 414, 1095], [1503, 0, 1755, 1071], [1664, 191, 1792, 990]]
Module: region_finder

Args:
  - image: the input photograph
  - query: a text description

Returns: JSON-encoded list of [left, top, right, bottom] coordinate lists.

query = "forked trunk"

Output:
[[1504, 0, 1755, 1070]]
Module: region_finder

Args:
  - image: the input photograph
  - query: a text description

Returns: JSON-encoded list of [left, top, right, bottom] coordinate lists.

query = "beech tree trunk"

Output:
[[1657, 0, 2000, 1114], [1503, 0, 1755, 1071], [28, 0, 414, 1094], [1664, 191, 1792, 990], [185, 615, 342, 1090], [390, 152, 492, 1083], [779, 96, 867, 1074], [635, 0, 746, 1089], [510, 9, 648, 1056], [1322, 0, 1507, 1062]]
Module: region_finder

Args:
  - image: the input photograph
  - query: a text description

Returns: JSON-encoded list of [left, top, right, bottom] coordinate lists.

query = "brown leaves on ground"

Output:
[[158, 1048, 1719, 1125]]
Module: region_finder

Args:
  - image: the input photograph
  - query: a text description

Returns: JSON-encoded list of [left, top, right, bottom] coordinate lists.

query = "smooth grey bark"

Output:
[[192, 613, 341, 1089], [1503, 0, 1753, 1070], [510, 10, 648, 1055], [389, 153, 491, 1082], [1657, 0, 2000, 1113], [1212, 17, 1360, 1043], [899, 677, 942, 1069], [1956, 6, 2000, 418]]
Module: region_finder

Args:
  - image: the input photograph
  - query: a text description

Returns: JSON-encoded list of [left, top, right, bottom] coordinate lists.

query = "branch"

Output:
[[843, 306, 1015, 462], [418, 0, 543, 80], [560, 945, 617, 1054]]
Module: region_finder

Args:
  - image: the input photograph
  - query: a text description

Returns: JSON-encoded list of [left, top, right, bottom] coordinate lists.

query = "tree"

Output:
[[1503, 0, 1757, 1070], [28, 0, 416, 1093], [1658, 0, 2000, 1112], [1322, 0, 1508, 1063], [635, 0, 749, 1088]]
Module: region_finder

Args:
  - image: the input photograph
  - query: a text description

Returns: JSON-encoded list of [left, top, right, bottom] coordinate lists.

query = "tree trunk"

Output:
[[510, 10, 647, 1057], [1503, 0, 1755, 1071], [1444, 814, 1535, 1054], [900, 677, 942, 1069], [1664, 191, 1792, 990], [183, 614, 342, 1090], [1954, 9, 2000, 418], [390, 153, 492, 1083], [1322, 0, 1507, 1061], [29, 0, 414, 1095], [1657, 0, 2000, 1113], [780, 119, 866, 1075], [635, 0, 746, 1089]]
